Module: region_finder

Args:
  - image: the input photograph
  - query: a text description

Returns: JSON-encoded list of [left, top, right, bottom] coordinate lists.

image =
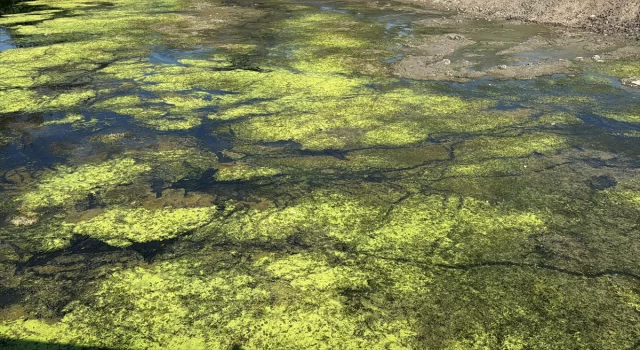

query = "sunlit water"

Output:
[[0, 0, 639, 348]]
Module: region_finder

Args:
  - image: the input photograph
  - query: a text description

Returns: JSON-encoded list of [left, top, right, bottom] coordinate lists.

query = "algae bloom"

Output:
[[0, 0, 639, 348]]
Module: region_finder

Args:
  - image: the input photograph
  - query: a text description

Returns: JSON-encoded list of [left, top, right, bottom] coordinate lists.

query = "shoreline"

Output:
[[418, 0, 640, 39]]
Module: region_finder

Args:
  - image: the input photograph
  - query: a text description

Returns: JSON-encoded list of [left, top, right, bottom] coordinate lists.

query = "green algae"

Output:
[[88, 132, 133, 143], [70, 206, 218, 247], [93, 93, 208, 131], [201, 190, 387, 242], [4, 245, 636, 349], [607, 189, 640, 209], [2, 214, 74, 253], [423, 268, 640, 349], [43, 90, 96, 109], [0, 89, 38, 113], [227, 87, 495, 150], [42, 113, 84, 126], [0, 255, 416, 349], [18, 158, 150, 211], [1, 0, 640, 347], [0, 0, 186, 127], [525, 112, 583, 127], [0, 38, 146, 91], [445, 158, 539, 177], [595, 60, 640, 78], [0, 11, 59, 25], [332, 194, 544, 263], [271, 11, 389, 75], [456, 133, 567, 161], [600, 112, 640, 124], [198, 188, 543, 266], [0, 135, 12, 147], [604, 177, 640, 210], [0, 319, 69, 346], [243, 145, 451, 175], [129, 146, 218, 184], [536, 95, 596, 107], [215, 163, 282, 182]]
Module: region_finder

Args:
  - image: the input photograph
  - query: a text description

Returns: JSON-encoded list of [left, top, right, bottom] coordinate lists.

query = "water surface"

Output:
[[0, 0, 639, 348]]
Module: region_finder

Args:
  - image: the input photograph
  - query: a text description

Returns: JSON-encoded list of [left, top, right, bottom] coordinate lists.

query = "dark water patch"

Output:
[[191, 119, 234, 152], [0, 0, 52, 15], [73, 193, 104, 212], [588, 175, 617, 190], [300, 148, 347, 159], [20, 236, 119, 271], [129, 237, 179, 263], [578, 112, 640, 134], [169, 167, 217, 193], [0, 110, 150, 172], [0, 339, 116, 350], [0, 288, 24, 308]]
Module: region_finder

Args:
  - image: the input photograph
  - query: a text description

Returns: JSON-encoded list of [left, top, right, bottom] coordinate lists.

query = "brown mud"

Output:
[[389, 9, 640, 82], [421, 0, 640, 38]]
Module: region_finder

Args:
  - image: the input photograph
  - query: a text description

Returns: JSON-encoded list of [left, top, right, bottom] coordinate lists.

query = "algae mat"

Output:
[[0, 0, 639, 348]]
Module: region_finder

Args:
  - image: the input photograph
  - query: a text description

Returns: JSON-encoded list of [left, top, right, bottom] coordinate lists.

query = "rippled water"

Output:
[[0, 0, 639, 348]]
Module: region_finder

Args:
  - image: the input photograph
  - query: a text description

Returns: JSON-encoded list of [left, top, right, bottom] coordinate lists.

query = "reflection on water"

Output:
[[0, 27, 14, 51], [0, 0, 639, 348]]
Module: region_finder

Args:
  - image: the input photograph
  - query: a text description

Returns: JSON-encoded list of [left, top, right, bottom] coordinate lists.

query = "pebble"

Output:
[[621, 78, 640, 87], [10, 216, 38, 227], [439, 59, 451, 65], [446, 34, 465, 40]]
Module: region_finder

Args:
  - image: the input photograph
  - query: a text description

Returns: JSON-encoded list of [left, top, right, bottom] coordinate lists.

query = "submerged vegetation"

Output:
[[0, 0, 639, 348]]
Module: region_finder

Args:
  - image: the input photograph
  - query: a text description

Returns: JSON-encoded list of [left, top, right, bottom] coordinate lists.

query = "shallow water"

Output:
[[0, 0, 639, 348]]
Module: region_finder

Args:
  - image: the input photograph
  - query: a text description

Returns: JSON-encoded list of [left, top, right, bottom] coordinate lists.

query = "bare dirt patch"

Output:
[[426, 0, 640, 38]]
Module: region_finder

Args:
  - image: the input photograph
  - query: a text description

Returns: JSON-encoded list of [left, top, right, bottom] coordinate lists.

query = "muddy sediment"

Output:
[[390, 8, 640, 82], [424, 0, 640, 38]]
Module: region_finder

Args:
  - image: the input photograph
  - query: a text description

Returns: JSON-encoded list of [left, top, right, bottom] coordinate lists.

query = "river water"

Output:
[[0, 0, 639, 348]]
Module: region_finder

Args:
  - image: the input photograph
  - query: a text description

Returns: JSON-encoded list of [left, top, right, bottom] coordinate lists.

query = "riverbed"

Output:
[[0, 0, 639, 348]]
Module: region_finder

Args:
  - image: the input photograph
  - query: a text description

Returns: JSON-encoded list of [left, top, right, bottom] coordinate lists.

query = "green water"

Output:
[[0, 0, 639, 348]]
